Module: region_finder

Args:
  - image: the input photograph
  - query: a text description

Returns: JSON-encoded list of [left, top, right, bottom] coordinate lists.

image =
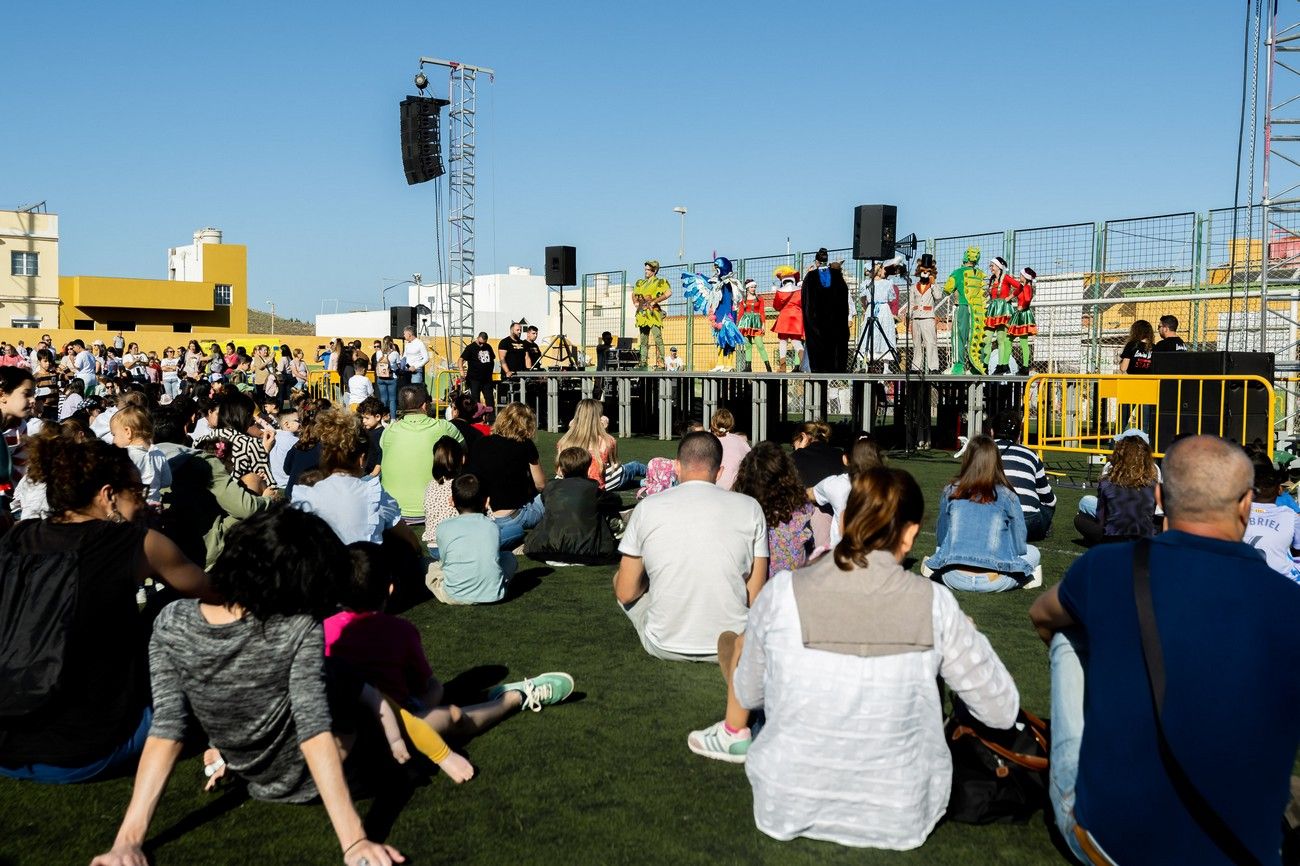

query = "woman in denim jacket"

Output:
[[923, 436, 1041, 592]]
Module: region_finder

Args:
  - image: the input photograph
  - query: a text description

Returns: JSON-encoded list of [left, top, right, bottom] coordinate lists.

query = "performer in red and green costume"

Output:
[[984, 256, 1016, 374], [1007, 266, 1038, 370], [943, 246, 987, 374]]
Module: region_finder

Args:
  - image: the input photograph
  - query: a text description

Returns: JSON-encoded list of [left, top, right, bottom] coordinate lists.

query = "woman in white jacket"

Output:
[[723, 467, 1020, 850]]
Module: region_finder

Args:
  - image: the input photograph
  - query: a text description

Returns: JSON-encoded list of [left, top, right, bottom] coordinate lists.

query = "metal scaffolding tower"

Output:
[[1261, 1, 1300, 352], [417, 56, 494, 341]]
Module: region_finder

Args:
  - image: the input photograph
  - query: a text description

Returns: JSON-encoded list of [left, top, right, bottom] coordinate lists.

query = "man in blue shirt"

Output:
[[1031, 435, 1300, 864]]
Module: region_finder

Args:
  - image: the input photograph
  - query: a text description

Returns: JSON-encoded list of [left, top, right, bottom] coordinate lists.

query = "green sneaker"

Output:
[[687, 720, 750, 764], [490, 672, 575, 712]]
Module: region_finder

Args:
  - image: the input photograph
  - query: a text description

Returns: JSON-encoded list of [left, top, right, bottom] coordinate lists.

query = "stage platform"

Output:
[[505, 370, 1032, 449]]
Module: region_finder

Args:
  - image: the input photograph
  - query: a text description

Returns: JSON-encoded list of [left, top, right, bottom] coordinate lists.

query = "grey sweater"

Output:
[[148, 600, 333, 803]]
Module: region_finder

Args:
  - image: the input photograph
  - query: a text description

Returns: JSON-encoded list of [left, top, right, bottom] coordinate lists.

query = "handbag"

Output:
[[945, 691, 1050, 824]]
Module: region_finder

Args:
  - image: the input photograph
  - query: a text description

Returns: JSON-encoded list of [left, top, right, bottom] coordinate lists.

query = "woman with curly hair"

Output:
[[734, 442, 815, 577], [291, 409, 403, 546], [90, 506, 406, 866], [0, 437, 211, 785]]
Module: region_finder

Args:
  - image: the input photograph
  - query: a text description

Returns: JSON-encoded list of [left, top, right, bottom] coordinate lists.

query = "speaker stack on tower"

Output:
[[1150, 351, 1274, 452], [853, 205, 898, 261], [389, 306, 416, 339], [546, 245, 577, 286], [399, 95, 450, 185]]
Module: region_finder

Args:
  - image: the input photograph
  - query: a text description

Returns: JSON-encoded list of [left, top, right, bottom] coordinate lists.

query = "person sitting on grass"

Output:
[[710, 407, 750, 491], [555, 398, 647, 491], [1246, 453, 1300, 582], [691, 467, 1019, 853], [986, 409, 1057, 542], [426, 474, 516, 605], [809, 436, 884, 550], [525, 446, 622, 566], [326, 543, 573, 784], [922, 435, 1041, 592], [422, 436, 464, 560], [90, 506, 405, 866], [1073, 433, 1161, 546], [356, 396, 386, 476], [733, 442, 815, 577], [614, 431, 768, 662]]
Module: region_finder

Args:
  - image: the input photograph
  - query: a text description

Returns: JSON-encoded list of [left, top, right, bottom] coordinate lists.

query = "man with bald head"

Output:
[[613, 431, 768, 663], [1031, 435, 1300, 864]]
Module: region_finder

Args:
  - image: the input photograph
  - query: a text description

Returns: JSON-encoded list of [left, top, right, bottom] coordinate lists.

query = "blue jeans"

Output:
[[616, 461, 648, 491], [938, 545, 1040, 593], [1078, 495, 1098, 518], [0, 706, 152, 784], [1049, 631, 1118, 864], [493, 494, 546, 550], [377, 377, 398, 419]]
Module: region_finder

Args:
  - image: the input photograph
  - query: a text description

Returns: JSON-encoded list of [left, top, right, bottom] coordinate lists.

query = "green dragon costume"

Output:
[[943, 246, 987, 374]]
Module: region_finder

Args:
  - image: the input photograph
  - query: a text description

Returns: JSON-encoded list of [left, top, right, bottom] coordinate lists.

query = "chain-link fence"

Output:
[[579, 206, 1300, 373]]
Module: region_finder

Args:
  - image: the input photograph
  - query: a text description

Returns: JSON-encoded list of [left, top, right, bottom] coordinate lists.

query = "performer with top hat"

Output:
[[907, 253, 940, 372], [1007, 266, 1038, 370], [771, 265, 804, 372], [632, 259, 672, 370], [801, 247, 850, 373], [943, 247, 987, 375], [736, 278, 772, 372]]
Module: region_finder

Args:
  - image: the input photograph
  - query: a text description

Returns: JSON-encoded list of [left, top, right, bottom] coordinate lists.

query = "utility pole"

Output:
[[266, 300, 276, 335]]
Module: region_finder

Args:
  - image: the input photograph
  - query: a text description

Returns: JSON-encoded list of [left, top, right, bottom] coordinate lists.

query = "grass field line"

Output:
[[915, 528, 1083, 559]]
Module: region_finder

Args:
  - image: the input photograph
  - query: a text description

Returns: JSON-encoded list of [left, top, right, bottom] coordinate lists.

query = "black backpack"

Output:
[[945, 691, 1051, 824], [0, 538, 80, 718]]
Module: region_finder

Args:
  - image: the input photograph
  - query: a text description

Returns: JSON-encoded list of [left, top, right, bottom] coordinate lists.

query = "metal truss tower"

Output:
[[1261, 1, 1300, 352], [417, 56, 494, 340]]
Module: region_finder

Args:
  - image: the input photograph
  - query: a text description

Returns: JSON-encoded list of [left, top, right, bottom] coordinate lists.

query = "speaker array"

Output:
[[400, 95, 450, 185]]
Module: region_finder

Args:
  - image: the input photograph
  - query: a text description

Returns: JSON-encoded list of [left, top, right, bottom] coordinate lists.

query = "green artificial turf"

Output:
[[0, 434, 1087, 866]]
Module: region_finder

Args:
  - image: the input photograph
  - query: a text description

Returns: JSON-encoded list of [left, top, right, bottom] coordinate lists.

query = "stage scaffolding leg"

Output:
[[659, 377, 673, 440], [752, 380, 768, 443], [581, 376, 594, 400], [966, 382, 985, 439], [618, 378, 632, 439], [703, 376, 718, 429], [803, 379, 825, 422], [546, 378, 559, 434]]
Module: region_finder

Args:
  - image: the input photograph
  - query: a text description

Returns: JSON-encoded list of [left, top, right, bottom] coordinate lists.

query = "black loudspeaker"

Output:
[[1152, 352, 1274, 452], [546, 246, 577, 286], [853, 204, 897, 260], [400, 96, 450, 186], [389, 306, 416, 339]]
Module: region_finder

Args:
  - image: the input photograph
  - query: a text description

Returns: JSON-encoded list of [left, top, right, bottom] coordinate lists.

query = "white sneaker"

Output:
[[1023, 565, 1044, 589], [687, 720, 751, 764]]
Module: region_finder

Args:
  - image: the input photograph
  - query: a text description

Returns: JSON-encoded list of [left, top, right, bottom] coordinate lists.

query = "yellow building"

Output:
[[0, 206, 61, 329], [59, 227, 248, 333]]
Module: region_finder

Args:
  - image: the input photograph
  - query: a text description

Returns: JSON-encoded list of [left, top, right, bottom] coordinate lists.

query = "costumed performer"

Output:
[[907, 253, 940, 372], [984, 256, 1017, 374], [632, 259, 672, 370], [771, 265, 804, 372], [681, 257, 745, 372], [1007, 266, 1038, 370], [736, 278, 772, 372], [943, 247, 987, 375], [801, 247, 850, 373], [856, 258, 900, 367]]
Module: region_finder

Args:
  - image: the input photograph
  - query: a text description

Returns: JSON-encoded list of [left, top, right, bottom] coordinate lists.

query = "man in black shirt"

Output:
[[523, 325, 543, 370], [459, 332, 496, 407], [498, 321, 529, 403], [1153, 314, 1187, 352]]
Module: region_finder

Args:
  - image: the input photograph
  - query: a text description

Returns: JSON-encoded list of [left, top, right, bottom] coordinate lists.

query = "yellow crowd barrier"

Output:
[[1022, 373, 1274, 459]]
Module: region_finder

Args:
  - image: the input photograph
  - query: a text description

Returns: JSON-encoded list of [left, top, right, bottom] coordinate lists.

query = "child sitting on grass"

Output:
[[525, 446, 622, 565], [426, 473, 516, 604], [109, 404, 171, 506], [1246, 454, 1300, 583], [326, 543, 574, 778], [422, 437, 464, 560]]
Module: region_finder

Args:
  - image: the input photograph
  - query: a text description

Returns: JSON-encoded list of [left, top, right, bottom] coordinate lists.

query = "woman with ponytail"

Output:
[[687, 467, 1020, 851]]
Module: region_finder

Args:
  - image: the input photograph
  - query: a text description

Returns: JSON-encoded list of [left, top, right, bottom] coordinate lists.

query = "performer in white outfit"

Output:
[[856, 258, 901, 365]]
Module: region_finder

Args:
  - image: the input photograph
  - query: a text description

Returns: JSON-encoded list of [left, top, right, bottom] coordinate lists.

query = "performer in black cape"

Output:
[[800, 247, 850, 372]]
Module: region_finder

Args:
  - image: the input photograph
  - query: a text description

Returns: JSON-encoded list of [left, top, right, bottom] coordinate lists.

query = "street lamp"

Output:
[[381, 275, 421, 310], [673, 206, 687, 262]]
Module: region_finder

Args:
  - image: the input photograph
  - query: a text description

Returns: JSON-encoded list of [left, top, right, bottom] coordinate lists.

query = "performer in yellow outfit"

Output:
[[943, 247, 987, 375], [632, 260, 672, 370]]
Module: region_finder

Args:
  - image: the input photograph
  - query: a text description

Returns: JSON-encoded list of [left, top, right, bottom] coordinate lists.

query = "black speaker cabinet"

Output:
[[1155, 377, 1271, 452], [1150, 350, 1274, 380], [389, 306, 416, 339], [852, 205, 897, 261], [546, 245, 577, 286]]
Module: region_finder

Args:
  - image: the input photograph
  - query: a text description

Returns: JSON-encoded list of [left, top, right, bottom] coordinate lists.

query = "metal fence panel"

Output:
[[1009, 223, 1096, 373], [579, 270, 627, 357]]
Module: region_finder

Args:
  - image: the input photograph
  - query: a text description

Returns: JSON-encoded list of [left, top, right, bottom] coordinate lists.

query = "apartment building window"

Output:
[[214, 284, 233, 306], [10, 252, 38, 277], [9, 318, 40, 329]]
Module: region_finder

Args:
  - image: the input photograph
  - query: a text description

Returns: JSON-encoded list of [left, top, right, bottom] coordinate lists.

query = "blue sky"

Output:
[[4, 0, 1247, 319]]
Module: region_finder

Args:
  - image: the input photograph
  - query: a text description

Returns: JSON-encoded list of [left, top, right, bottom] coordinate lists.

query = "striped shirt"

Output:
[[995, 439, 1057, 516]]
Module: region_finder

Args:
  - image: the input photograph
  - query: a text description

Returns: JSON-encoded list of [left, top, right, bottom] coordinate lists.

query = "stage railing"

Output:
[[1023, 373, 1274, 459]]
